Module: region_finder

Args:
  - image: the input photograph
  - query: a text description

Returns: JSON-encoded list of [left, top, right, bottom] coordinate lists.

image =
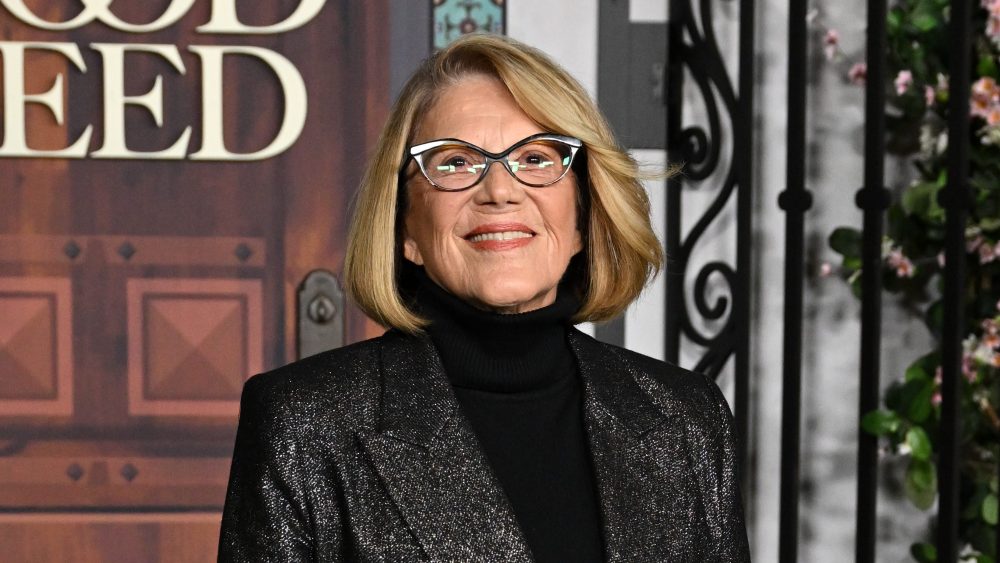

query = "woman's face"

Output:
[[402, 75, 583, 314]]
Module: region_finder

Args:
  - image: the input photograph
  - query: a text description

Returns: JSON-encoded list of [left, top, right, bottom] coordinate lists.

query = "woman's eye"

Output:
[[432, 152, 476, 174], [523, 153, 555, 168]]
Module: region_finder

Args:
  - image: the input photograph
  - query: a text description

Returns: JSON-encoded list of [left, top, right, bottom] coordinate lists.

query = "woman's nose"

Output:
[[472, 161, 525, 206]]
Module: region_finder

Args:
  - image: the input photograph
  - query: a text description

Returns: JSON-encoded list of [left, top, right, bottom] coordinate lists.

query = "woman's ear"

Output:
[[402, 230, 424, 265]]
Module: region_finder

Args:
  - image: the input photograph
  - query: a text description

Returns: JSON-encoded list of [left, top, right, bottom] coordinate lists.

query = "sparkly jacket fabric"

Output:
[[218, 328, 751, 562]]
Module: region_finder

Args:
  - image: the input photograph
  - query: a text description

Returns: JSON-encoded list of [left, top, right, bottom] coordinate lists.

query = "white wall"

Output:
[[507, 0, 599, 98]]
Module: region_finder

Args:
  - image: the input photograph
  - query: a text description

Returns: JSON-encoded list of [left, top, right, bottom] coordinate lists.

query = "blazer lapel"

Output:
[[569, 329, 708, 562], [357, 331, 533, 563]]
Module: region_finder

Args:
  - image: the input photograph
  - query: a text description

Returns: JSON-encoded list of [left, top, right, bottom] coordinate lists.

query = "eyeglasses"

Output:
[[404, 133, 583, 192]]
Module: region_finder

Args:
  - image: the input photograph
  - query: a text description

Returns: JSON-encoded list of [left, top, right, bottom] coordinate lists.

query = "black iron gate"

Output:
[[663, 0, 994, 561]]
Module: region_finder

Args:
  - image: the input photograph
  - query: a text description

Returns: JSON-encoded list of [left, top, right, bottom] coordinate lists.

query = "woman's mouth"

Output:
[[467, 231, 533, 243], [464, 224, 536, 250]]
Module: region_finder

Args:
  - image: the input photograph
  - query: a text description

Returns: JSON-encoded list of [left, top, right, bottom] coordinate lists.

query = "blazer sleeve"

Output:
[[218, 375, 326, 562], [701, 376, 752, 562]]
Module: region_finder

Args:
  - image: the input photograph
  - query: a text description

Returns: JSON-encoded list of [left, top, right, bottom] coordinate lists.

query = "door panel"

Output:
[[0, 1, 390, 559]]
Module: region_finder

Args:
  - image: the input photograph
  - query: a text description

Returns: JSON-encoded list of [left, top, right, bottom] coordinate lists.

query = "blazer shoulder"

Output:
[[246, 334, 383, 394], [237, 334, 388, 436], [589, 335, 733, 419]]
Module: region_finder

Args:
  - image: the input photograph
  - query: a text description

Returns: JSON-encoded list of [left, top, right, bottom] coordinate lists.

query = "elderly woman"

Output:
[[219, 34, 750, 562]]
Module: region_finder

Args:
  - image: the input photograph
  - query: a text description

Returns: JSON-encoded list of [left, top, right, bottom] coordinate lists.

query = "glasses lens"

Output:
[[506, 140, 574, 186], [421, 144, 488, 190]]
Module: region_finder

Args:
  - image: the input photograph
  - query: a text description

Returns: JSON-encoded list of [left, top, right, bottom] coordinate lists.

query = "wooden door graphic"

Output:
[[0, 2, 389, 560]]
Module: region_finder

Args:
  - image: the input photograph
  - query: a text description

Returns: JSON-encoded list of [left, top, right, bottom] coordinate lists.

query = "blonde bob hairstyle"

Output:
[[344, 33, 664, 333]]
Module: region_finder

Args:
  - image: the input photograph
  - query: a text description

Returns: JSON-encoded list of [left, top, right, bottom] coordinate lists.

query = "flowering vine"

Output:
[[819, 0, 1000, 561]]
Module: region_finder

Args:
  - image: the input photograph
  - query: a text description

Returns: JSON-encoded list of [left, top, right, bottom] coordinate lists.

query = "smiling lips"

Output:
[[463, 223, 536, 251]]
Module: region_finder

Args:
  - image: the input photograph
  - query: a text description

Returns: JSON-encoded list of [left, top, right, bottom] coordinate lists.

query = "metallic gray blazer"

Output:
[[218, 328, 751, 562]]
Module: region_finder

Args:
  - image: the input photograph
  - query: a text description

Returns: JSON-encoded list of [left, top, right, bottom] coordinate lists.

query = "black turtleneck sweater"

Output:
[[412, 270, 605, 563]]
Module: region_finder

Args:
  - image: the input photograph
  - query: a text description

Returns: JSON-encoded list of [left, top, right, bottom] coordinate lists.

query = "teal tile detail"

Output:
[[432, 0, 505, 50]]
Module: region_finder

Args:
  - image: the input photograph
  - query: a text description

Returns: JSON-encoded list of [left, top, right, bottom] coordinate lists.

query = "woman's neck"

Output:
[[411, 268, 578, 393]]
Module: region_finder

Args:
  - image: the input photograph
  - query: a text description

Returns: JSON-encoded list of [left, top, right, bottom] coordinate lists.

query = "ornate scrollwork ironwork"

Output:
[[665, 0, 749, 382]]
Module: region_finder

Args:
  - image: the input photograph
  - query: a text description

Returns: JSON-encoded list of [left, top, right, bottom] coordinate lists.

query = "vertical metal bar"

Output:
[[854, 0, 889, 560], [937, 0, 972, 560], [665, 0, 685, 366], [779, 0, 811, 560], [735, 0, 756, 489]]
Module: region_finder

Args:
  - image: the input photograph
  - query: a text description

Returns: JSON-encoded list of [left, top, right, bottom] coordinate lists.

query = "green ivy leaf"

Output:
[[964, 486, 989, 520], [905, 459, 938, 510], [896, 378, 935, 423], [861, 409, 901, 436], [829, 227, 863, 258], [924, 300, 943, 337], [910, 542, 937, 563], [979, 216, 1000, 232], [906, 427, 933, 460], [888, 10, 902, 33], [911, 13, 939, 32], [904, 362, 928, 382], [984, 493, 998, 525], [978, 54, 999, 80], [905, 353, 937, 382], [902, 181, 945, 224]]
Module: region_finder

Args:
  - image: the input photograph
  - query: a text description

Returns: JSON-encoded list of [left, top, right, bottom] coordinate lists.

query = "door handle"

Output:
[[297, 270, 345, 359]]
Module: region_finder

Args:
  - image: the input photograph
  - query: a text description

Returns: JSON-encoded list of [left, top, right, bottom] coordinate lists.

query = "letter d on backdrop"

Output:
[[189, 46, 308, 161]]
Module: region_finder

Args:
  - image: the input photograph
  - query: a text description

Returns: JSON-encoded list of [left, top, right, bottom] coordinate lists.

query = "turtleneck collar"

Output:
[[410, 267, 580, 393]]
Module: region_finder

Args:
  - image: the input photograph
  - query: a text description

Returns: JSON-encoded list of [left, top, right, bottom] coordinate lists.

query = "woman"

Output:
[[219, 34, 750, 562]]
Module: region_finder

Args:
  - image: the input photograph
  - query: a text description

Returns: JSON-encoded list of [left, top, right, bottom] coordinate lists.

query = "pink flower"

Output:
[[925, 85, 936, 107], [887, 248, 915, 278], [823, 29, 840, 61], [968, 234, 985, 253], [971, 77, 999, 118], [931, 391, 942, 407], [934, 366, 943, 385], [896, 257, 914, 277], [984, 332, 1000, 350], [937, 252, 946, 267], [963, 354, 978, 380], [988, 107, 1000, 126], [989, 14, 1000, 39], [996, 298, 1000, 312], [848, 62, 867, 86], [895, 70, 914, 95], [979, 240, 997, 264], [982, 317, 998, 335], [819, 262, 833, 277], [986, 0, 1000, 40]]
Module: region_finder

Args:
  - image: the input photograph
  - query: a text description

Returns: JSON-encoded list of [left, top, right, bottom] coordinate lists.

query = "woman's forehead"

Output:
[[414, 76, 545, 150]]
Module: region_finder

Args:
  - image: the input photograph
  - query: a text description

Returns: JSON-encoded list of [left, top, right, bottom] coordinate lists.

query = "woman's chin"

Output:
[[473, 284, 556, 314]]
